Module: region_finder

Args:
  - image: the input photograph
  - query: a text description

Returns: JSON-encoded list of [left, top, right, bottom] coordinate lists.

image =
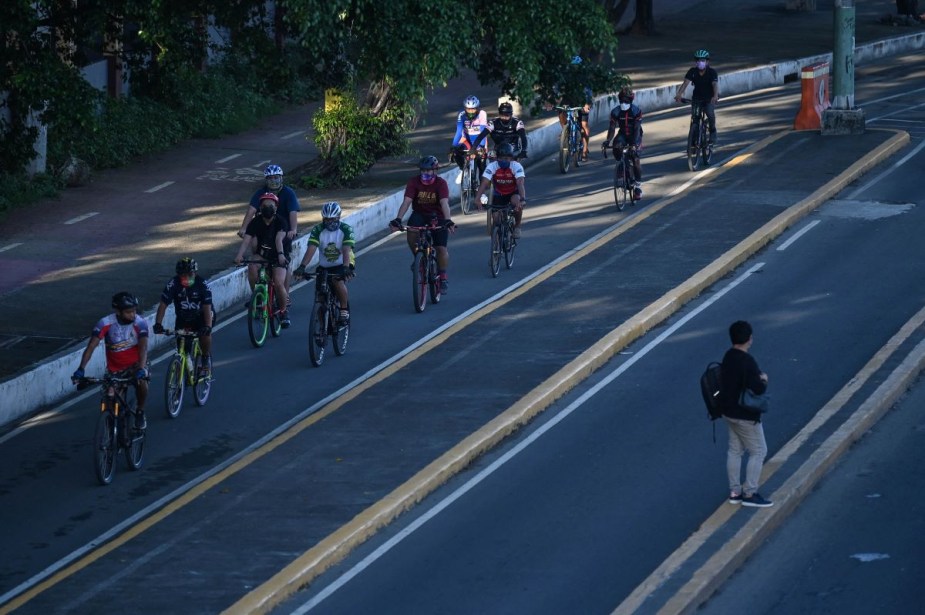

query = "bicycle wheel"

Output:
[[687, 124, 702, 172], [269, 288, 282, 338], [93, 410, 117, 485], [247, 290, 269, 348], [504, 219, 516, 269], [122, 388, 144, 470], [412, 252, 427, 313], [164, 355, 184, 418], [308, 302, 327, 367], [558, 128, 571, 174], [460, 164, 474, 215], [701, 126, 713, 167], [489, 222, 502, 277], [332, 300, 349, 357], [572, 128, 582, 168], [193, 352, 212, 407], [613, 162, 628, 211], [428, 254, 441, 304]]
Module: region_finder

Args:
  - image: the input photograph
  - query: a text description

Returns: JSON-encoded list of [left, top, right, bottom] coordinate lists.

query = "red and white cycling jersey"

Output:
[[480, 161, 525, 196], [91, 313, 149, 372]]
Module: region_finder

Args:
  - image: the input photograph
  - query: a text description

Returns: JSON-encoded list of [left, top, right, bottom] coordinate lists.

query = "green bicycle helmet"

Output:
[[694, 49, 710, 60]]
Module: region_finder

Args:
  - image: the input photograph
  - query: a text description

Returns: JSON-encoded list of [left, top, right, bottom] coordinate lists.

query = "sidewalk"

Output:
[[0, 0, 920, 420]]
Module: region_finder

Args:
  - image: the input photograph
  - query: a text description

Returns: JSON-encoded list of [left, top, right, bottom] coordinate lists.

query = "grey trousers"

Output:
[[725, 416, 768, 496]]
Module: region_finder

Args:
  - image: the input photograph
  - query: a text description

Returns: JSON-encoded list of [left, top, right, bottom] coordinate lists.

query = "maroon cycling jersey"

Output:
[[404, 175, 450, 220]]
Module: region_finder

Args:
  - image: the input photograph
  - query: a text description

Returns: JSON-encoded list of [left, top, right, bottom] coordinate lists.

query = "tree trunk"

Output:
[[365, 80, 395, 116], [630, 0, 656, 35], [602, 0, 633, 25]]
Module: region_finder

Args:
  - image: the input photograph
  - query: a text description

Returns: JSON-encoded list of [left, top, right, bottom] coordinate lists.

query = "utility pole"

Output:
[[822, 0, 865, 134]]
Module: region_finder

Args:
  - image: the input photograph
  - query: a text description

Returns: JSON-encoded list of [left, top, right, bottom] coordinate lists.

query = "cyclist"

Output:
[[556, 56, 592, 161], [674, 49, 719, 145], [450, 95, 491, 184], [471, 101, 528, 160], [72, 292, 150, 430], [474, 143, 527, 238], [603, 86, 644, 200], [152, 257, 214, 377], [388, 156, 456, 293], [237, 164, 300, 293], [234, 192, 291, 328], [294, 201, 356, 325]]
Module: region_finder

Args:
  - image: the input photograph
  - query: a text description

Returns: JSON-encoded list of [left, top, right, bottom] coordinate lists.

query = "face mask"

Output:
[[324, 218, 339, 231], [497, 159, 511, 170], [620, 103, 631, 111], [420, 171, 436, 185], [260, 206, 276, 219], [180, 274, 195, 288], [266, 175, 283, 191], [696, 61, 707, 70]]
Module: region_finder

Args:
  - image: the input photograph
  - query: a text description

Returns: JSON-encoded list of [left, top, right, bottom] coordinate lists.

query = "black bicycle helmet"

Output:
[[111, 291, 139, 310], [499, 102, 514, 115], [496, 143, 515, 158], [176, 257, 198, 275], [419, 156, 440, 170]]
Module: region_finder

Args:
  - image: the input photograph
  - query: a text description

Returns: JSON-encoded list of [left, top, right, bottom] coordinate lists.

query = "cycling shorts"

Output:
[[408, 211, 449, 248]]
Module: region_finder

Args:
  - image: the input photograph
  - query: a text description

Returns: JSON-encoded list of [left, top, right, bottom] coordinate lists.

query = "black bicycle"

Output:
[[680, 98, 713, 171], [602, 142, 640, 211], [305, 267, 350, 367], [400, 218, 443, 313], [75, 371, 146, 485], [487, 202, 517, 277]]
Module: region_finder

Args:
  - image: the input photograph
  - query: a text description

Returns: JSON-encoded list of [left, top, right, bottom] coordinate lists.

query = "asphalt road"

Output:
[[1, 55, 922, 614], [268, 103, 925, 615]]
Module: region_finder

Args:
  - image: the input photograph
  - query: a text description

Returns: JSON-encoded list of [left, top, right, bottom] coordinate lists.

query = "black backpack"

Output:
[[700, 362, 724, 421]]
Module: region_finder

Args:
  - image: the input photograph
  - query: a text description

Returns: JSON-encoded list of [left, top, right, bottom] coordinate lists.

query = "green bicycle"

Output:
[[162, 329, 212, 417], [242, 258, 284, 348]]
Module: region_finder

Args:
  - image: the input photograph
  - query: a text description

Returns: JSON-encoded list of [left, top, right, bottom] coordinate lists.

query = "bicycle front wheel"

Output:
[[123, 388, 144, 470], [193, 352, 212, 406], [93, 411, 116, 485], [687, 124, 702, 172], [269, 289, 282, 338], [461, 165, 474, 215], [614, 162, 628, 211], [164, 355, 184, 418], [701, 131, 713, 167], [428, 254, 441, 304], [247, 290, 269, 348], [308, 302, 327, 367], [332, 300, 349, 357], [412, 252, 427, 313], [558, 128, 571, 174], [489, 222, 502, 277], [504, 221, 516, 269]]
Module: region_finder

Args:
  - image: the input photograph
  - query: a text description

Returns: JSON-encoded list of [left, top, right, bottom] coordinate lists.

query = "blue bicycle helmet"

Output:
[[264, 164, 283, 190]]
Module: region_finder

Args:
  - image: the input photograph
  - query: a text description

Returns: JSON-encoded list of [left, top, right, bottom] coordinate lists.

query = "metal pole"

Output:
[[831, 0, 855, 110]]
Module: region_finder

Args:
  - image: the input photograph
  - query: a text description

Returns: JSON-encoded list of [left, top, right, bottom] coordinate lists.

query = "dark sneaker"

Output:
[[280, 310, 291, 329], [633, 186, 643, 201], [134, 411, 147, 431], [513, 226, 522, 239], [338, 310, 350, 325], [741, 493, 773, 508], [440, 277, 449, 294], [728, 492, 743, 505]]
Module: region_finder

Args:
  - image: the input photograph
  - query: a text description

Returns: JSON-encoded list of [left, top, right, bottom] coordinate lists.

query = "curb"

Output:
[[224, 129, 910, 614], [2, 32, 923, 437]]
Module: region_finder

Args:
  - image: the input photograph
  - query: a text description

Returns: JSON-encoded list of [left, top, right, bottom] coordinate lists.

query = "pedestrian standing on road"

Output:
[[719, 320, 773, 508], [72, 292, 150, 430], [388, 156, 456, 293], [152, 257, 214, 378], [674, 49, 719, 145]]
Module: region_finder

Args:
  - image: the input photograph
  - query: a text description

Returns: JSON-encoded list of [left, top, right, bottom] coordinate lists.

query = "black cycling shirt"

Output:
[[684, 66, 719, 102]]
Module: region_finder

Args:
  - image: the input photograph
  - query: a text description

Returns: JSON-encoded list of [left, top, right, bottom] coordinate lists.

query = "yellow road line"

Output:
[[228, 129, 908, 614]]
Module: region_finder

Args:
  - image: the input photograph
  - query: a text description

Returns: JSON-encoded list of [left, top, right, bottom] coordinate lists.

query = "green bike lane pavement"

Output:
[[1, 129, 908, 614]]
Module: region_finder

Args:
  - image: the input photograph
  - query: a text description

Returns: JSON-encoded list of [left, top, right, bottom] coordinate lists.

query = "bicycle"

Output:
[[305, 268, 350, 367], [459, 147, 487, 216], [602, 142, 640, 211], [241, 257, 285, 348], [554, 105, 583, 174], [486, 194, 518, 277], [75, 371, 146, 485], [399, 218, 443, 313], [680, 98, 714, 171], [162, 329, 212, 417]]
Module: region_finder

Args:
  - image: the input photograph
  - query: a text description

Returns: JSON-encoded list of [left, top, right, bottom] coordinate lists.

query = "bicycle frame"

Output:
[[163, 328, 211, 416], [554, 105, 583, 174], [488, 203, 517, 277], [460, 148, 487, 216], [79, 372, 145, 485], [307, 267, 350, 367], [242, 257, 284, 347], [602, 142, 639, 211], [681, 98, 713, 172]]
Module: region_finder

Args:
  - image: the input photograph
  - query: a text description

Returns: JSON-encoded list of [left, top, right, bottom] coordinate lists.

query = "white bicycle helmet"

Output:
[[464, 96, 480, 109], [264, 164, 283, 190]]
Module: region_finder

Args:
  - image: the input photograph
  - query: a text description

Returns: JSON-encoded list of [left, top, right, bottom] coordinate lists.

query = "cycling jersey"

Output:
[[481, 161, 525, 196], [472, 117, 528, 152], [308, 221, 356, 268], [245, 215, 289, 259], [160, 275, 212, 324], [452, 110, 490, 148], [248, 186, 300, 224], [683, 66, 719, 102], [609, 104, 643, 146], [404, 175, 450, 220], [92, 313, 149, 372]]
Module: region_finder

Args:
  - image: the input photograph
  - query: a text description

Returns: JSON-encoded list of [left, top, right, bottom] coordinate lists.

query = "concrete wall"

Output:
[[3, 31, 924, 430]]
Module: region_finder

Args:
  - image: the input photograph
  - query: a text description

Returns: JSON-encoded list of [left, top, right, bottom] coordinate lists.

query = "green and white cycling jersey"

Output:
[[308, 221, 356, 267]]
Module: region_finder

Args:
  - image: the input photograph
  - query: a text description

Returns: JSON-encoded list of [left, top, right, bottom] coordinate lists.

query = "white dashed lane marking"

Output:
[[0, 242, 23, 253], [215, 154, 242, 164], [145, 181, 175, 193], [281, 131, 305, 140], [63, 213, 99, 225]]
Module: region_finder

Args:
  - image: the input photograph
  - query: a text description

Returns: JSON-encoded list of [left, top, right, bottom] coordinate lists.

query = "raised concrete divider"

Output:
[[2, 32, 923, 431]]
